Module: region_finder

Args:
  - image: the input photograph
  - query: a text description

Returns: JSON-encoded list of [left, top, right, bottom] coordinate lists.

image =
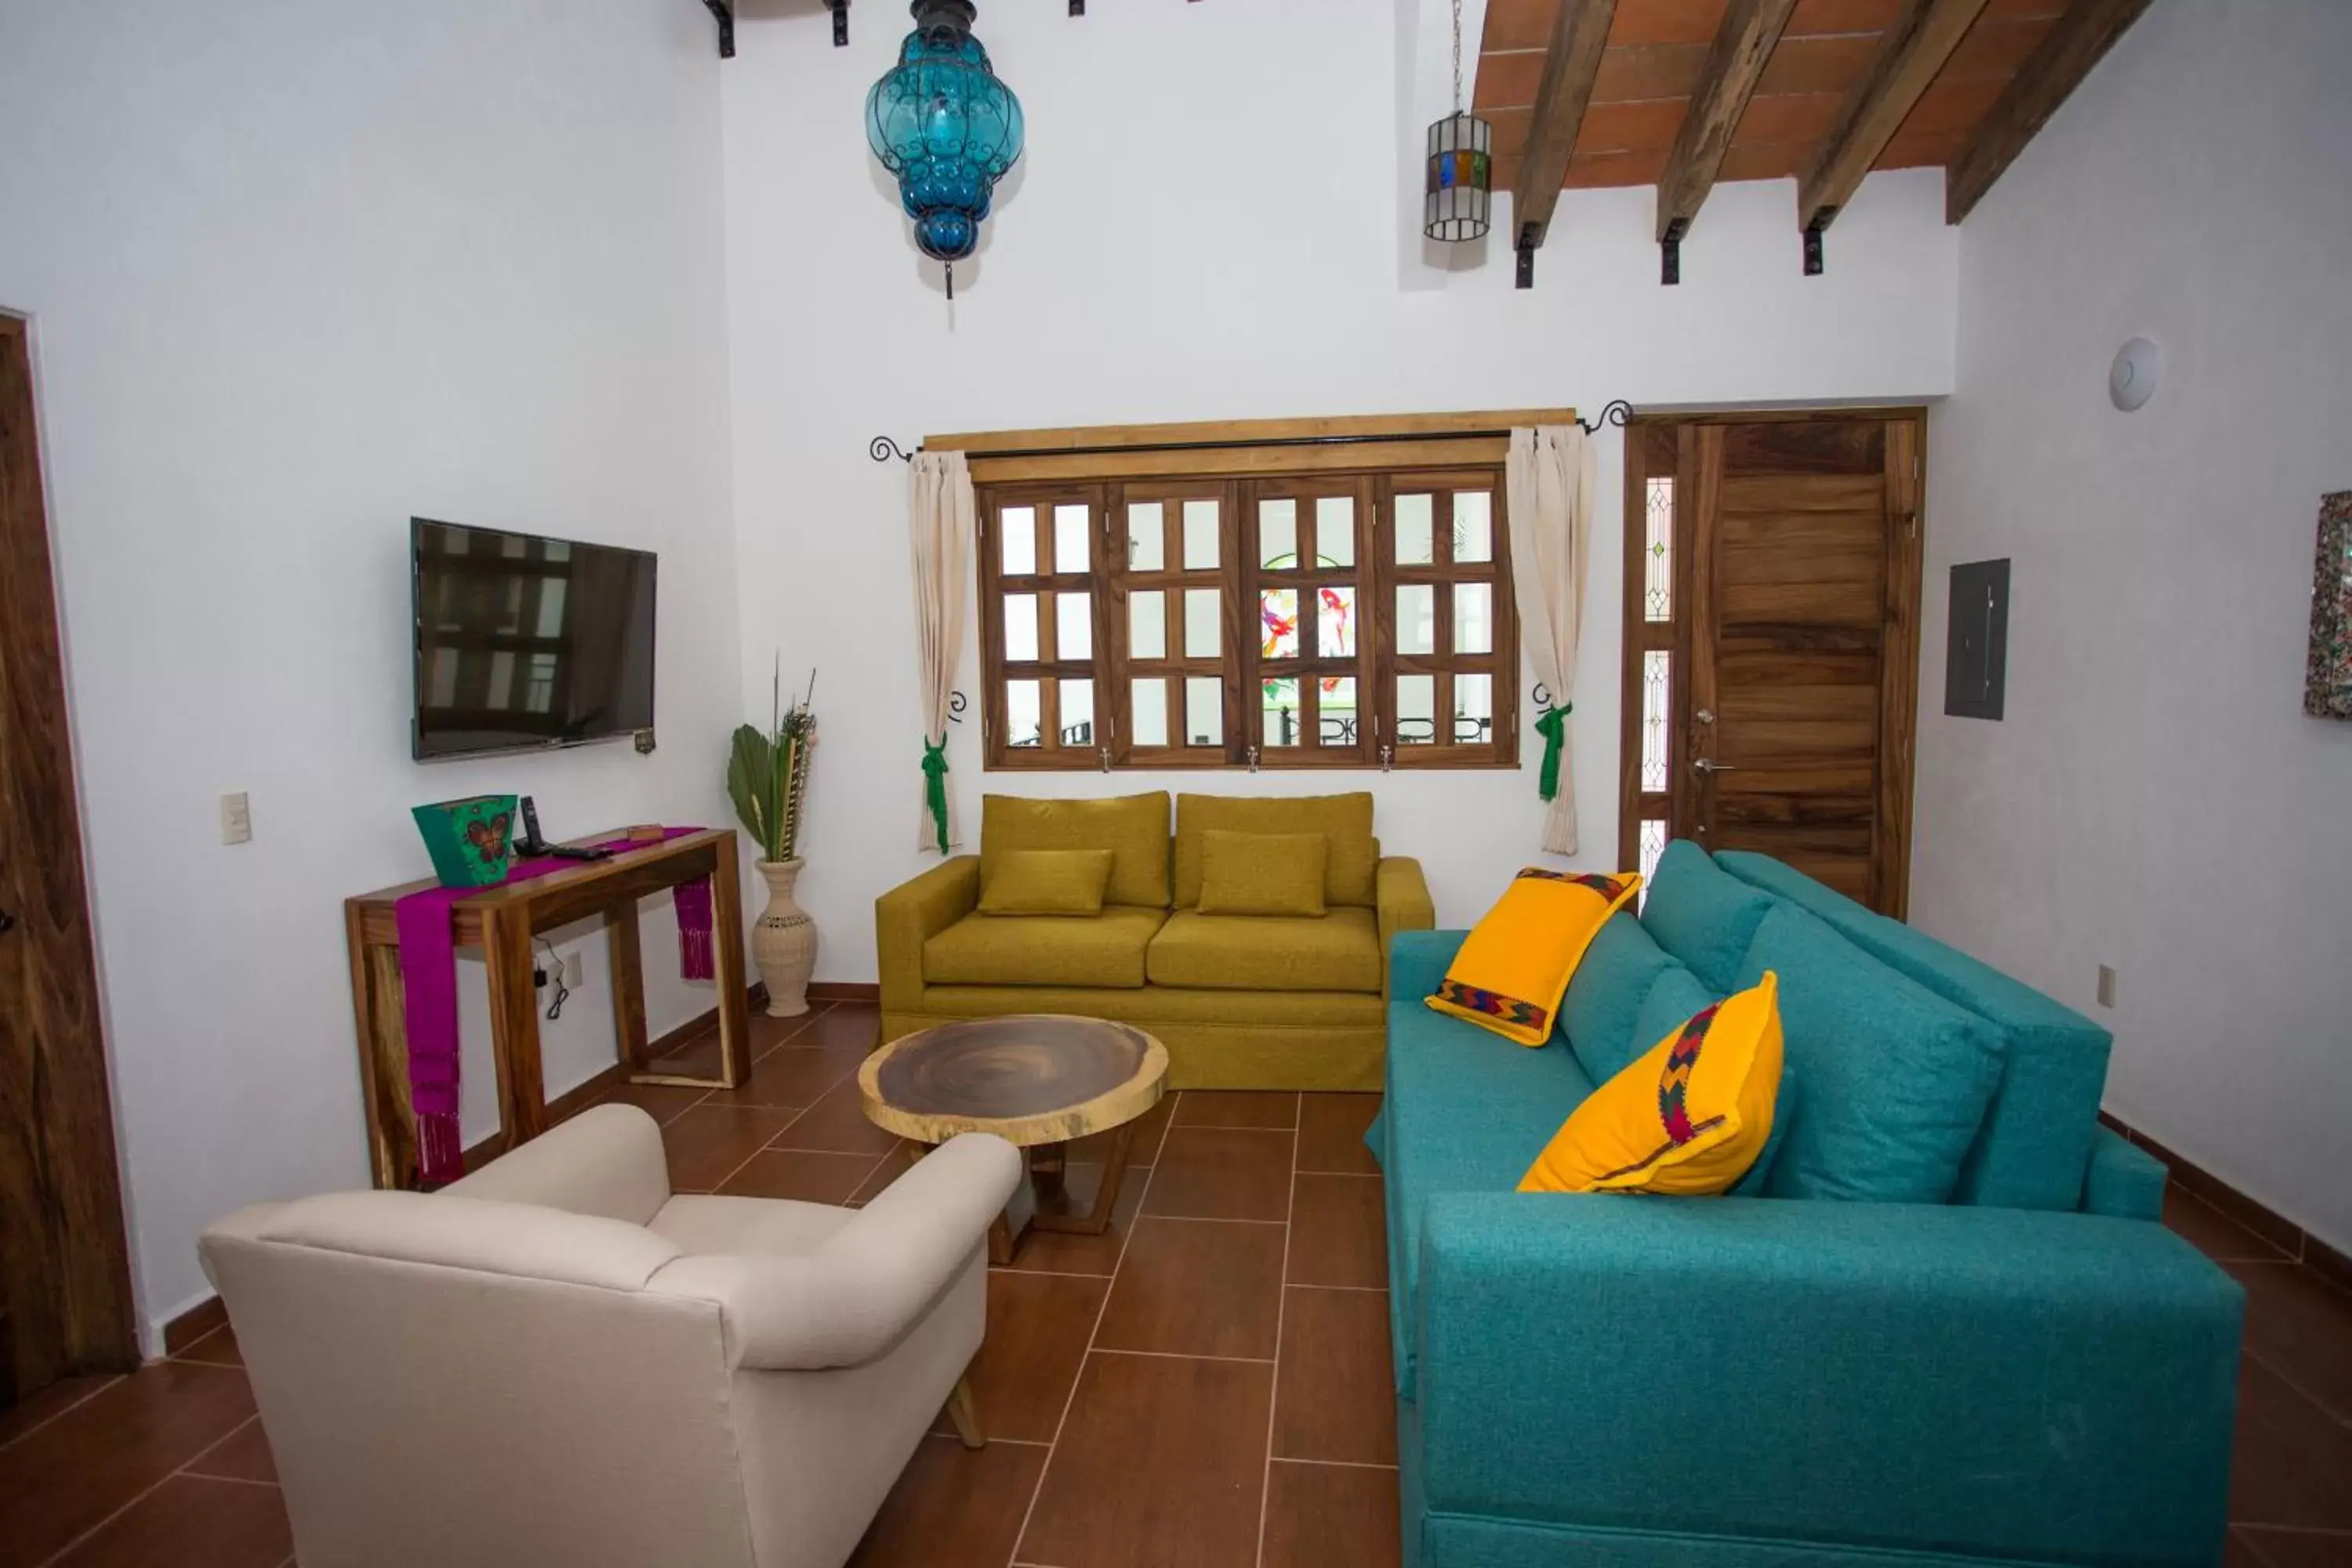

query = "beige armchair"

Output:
[[198, 1105, 1021, 1568]]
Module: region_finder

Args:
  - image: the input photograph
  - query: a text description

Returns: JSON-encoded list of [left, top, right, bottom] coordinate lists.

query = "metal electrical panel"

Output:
[[1944, 559, 2009, 721]]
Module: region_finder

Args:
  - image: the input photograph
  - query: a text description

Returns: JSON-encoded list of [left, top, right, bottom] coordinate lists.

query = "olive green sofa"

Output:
[[876, 791, 1435, 1091]]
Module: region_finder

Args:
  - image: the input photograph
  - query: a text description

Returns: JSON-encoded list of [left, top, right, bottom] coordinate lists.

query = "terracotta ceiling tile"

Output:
[[1785, 0, 1901, 36], [1565, 146, 1672, 187], [1940, 16, 2056, 80], [1718, 141, 1811, 182], [1483, 106, 1533, 159], [1606, 0, 1730, 49], [1576, 97, 1691, 152], [1754, 34, 1877, 95], [1732, 91, 1842, 144], [1892, 74, 2006, 138], [1481, 0, 1560, 53], [1475, 49, 1546, 110], [1875, 125, 1969, 168], [1980, 0, 2067, 20], [1594, 42, 1709, 102]]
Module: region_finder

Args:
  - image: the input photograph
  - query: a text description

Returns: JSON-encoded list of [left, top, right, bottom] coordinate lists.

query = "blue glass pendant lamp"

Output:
[[865, 1, 1025, 299]]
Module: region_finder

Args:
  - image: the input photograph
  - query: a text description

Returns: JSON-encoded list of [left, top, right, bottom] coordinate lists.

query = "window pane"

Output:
[[1259, 498, 1298, 568], [1645, 476, 1673, 622], [487, 650, 515, 710], [1396, 673, 1436, 746], [1454, 582, 1493, 654], [1454, 491, 1492, 563], [1639, 818, 1668, 894], [1002, 506, 1036, 575], [1395, 493, 1435, 564], [1007, 679, 1042, 746], [1318, 585, 1356, 657], [1130, 590, 1166, 659], [1054, 503, 1091, 574], [1261, 677, 1301, 748], [1453, 672, 1493, 746], [1260, 588, 1299, 659], [1128, 502, 1165, 571], [1185, 588, 1220, 659], [1061, 678, 1094, 746], [1319, 676, 1357, 747], [1004, 593, 1039, 662], [1316, 496, 1355, 567], [1182, 499, 1219, 570], [1641, 650, 1671, 791], [1055, 592, 1092, 661], [1186, 677, 1225, 747], [535, 578, 567, 637], [1132, 677, 1169, 746], [1396, 584, 1436, 655]]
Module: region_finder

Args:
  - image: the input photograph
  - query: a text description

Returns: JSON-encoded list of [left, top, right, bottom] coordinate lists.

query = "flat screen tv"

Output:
[[410, 517, 657, 761]]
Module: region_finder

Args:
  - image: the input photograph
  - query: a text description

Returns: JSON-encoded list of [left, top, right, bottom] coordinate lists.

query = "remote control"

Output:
[[546, 844, 613, 862]]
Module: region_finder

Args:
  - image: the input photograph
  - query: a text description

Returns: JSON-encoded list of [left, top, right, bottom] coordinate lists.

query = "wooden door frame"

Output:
[[1617, 406, 1926, 918], [0, 310, 140, 1395]]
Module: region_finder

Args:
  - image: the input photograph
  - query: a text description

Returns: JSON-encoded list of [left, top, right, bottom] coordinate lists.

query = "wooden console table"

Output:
[[343, 827, 750, 1190]]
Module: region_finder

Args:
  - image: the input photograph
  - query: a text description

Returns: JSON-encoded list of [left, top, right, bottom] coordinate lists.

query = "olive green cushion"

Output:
[[1196, 829, 1328, 917], [982, 792, 1171, 909], [977, 848, 1115, 916], [922, 906, 1166, 989], [1146, 908, 1383, 993], [1174, 793, 1377, 907]]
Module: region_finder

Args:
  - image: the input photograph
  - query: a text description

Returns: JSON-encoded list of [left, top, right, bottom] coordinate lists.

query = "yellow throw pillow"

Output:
[[1426, 869, 1642, 1045], [1519, 972, 1784, 1196], [977, 848, 1116, 916], [1196, 829, 1329, 916]]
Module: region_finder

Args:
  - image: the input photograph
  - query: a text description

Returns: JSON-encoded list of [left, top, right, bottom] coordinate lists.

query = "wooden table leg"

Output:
[[481, 906, 547, 1147], [709, 844, 750, 1089], [1031, 1120, 1138, 1239], [605, 902, 648, 1071], [345, 904, 419, 1191]]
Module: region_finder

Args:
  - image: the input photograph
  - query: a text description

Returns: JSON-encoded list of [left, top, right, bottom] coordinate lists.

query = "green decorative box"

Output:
[[411, 795, 521, 889]]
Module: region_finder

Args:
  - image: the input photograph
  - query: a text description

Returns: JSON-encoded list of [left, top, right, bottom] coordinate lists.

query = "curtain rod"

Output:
[[867, 401, 1632, 465]]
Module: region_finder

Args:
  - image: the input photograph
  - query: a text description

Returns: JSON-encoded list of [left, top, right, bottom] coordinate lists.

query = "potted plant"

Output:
[[730, 664, 818, 1017]]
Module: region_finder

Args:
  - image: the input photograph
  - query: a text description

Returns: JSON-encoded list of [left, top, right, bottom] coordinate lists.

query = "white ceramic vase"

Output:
[[753, 858, 817, 1018]]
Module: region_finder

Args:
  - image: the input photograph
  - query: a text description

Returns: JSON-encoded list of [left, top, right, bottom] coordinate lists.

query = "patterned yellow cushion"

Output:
[[1519, 972, 1784, 1195], [1425, 869, 1642, 1046]]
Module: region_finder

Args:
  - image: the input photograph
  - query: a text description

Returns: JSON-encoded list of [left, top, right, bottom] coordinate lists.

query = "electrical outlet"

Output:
[[563, 953, 584, 988], [2096, 964, 2118, 1009], [220, 793, 252, 845], [533, 966, 548, 989]]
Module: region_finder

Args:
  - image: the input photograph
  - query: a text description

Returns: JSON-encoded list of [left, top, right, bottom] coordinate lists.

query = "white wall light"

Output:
[[2109, 336, 2162, 412]]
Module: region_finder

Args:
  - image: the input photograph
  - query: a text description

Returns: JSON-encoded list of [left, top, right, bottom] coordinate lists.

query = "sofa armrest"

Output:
[[650, 1133, 1022, 1371], [1387, 927, 1467, 1004], [1414, 1192, 2241, 1567], [1375, 858, 1437, 999], [876, 855, 981, 1012], [2082, 1123, 2167, 1220], [441, 1103, 671, 1226]]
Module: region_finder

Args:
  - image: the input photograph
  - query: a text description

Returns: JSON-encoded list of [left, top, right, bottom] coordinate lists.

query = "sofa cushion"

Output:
[[1561, 913, 1679, 1085], [1196, 829, 1327, 917], [1624, 965, 1783, 1196], [1712, 849, 2112, 1214], [1738, 904, 2003, 1205], [982, 792, 1171, 909], [977, 848, 1114, 916], [923, 906, 1165, 989], [1639, 840, 1777, 992], [1429, 869, 1641, 1047], [1174, 793, 1377, 908], [1146, 908, 1382, 993]]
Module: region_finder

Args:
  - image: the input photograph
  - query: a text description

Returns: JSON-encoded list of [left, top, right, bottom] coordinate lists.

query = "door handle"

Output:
[[1693, 758, 1737, 774]]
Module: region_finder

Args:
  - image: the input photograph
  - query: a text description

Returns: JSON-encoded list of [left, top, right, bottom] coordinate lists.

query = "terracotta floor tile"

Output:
[[747, 1004, 831, 1053], [2168, 1187, 2294, 1264], [702, 1043, 866, 1109], [181, 1416, 278, 1486], [2231, 1356, 2352, 1531], [590, 1079, 710, 1127], [1298, 1092, 1385, 1175], [1176, 1090, 1300, 1130], [1017, 1352, 1273, 1568], [848, 1142, 925, 1205], [849, 1433, 1049, 1567], [47, 1473, 291, 1568], [2237, 1527, 2352, 1567], [931, 1270, 1109, 1445], [0, 1361, 256, 1566], [1000, 1168, 1147, 1276], [174, 1323, 245, 1368], [1262, 1460, 1402, 1568], [0, 1374, 117, 1452], [1095, 1218, 1285, 1360], [789, 1002, 884, 1055], [1070, 1089, 1176, 1167], [717, 1148, 887, 1206], [769, 1075, 902, 1156], [645, 1025, 727, 1080], [1274, 1287, 1399, 1466], [1142, 1127, 1294, 1222], [662, 1104, 804, 1191], [1287, 1174, 1388, 1290], [2225, 1261, 2352, 1423]]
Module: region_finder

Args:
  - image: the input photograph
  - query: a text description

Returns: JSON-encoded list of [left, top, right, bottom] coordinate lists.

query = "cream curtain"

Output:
[[1505, 426, 1597, 855], [910, 451, 975, 853]]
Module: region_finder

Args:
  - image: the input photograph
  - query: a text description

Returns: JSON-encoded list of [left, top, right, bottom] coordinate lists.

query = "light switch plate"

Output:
[[220, 793, 252, 845]]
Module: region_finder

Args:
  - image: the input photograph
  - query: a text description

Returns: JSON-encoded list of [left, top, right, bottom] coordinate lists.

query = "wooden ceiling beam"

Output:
[[1654, 0, 1799, 278], [1944, 0, 2152, 224], [1509, 0, 1619, 287], [1796, 0, 1991, 260]]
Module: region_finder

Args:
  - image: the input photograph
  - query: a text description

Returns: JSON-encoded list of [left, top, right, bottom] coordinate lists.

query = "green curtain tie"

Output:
[[920, 738, 951, 854], [1534, 702, 1572, 803]]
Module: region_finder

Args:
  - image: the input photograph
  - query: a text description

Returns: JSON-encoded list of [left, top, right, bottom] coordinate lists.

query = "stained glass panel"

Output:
[[1261, 677, 1301, 748], [1641, 649, 1671, 790], [1319, 586, 1356, 657], [1260, 588, 1300, 659], [1639, 818, 1668, 892], [1644, 476, 1673, 622]]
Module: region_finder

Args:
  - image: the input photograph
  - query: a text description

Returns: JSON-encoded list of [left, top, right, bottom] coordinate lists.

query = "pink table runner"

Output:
[[394, 827, 713, 1184]]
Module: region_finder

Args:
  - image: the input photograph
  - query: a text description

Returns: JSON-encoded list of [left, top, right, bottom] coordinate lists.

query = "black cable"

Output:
[[535, 936, 570, 1022]]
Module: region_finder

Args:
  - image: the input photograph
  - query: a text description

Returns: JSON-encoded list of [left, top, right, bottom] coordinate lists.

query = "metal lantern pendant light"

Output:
[[1424, 0, 1491, 242], [866, 0, 1025, 299]]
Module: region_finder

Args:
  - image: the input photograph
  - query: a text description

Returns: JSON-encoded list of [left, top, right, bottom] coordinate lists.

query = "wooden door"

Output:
[[1618, 412, 1923, 916], [0, 314, 139, 1406]]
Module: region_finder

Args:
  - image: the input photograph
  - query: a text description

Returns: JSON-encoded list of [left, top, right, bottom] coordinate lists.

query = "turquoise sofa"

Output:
[[1371, 843, 2242, 1568]]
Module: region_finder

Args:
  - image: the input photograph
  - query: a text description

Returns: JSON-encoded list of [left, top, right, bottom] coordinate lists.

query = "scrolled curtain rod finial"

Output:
[[1576, 400, 1634, 436], [871, 436, 916, 464]]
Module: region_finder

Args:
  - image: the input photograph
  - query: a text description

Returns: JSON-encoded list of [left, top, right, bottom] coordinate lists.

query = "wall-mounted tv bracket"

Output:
[[1515, 223, 1539, 289], [1803, 212, 1831, 277], [1661, 217, 1687, 286], [829, 0, 850, 47], [702, 0, 734, 58]]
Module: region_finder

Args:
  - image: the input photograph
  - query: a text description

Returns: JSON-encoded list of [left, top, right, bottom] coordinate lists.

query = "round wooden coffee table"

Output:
[[858, 1015, 1168, 1262]]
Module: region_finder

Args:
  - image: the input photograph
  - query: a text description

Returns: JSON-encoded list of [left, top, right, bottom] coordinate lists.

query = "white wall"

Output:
[[0, 0, 742, 1345], [720, 0, 1958, 980], [1913, 0, 2352, 1253]]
